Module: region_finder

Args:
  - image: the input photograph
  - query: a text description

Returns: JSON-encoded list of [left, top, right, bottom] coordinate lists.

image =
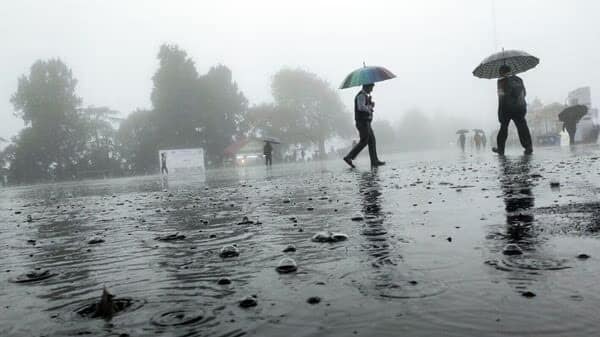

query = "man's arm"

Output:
[[356, 93, 373, 113]]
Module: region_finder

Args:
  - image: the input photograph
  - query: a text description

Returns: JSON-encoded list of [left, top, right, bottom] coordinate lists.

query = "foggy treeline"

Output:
[[1, 43, 469, 184]]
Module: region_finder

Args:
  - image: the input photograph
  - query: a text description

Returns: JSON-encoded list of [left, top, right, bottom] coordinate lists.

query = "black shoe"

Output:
[[371, 161, 386, 167], [492, 147, 504, 155], [524, 148, 533, 155], [343, 157, 356, 168]]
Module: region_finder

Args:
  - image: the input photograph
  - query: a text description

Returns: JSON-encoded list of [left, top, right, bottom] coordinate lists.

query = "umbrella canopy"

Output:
[[558, 105, 588, 124], [456, 129, 469, 134], [262, 136, 281, 144], [340, 66, 396, 89], [473, 49, 539, 79]]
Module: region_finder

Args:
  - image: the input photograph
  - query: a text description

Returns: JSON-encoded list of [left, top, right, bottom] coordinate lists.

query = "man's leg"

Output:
[[495, 118, 510, 154], [513, 114, 533, 152], [346, 122, 370, 160], [367, 123, 382, 165], [566, 125, 576, 145]]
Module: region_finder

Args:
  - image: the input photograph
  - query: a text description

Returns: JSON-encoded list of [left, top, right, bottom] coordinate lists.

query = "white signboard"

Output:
[[158, 148, 205, 180]]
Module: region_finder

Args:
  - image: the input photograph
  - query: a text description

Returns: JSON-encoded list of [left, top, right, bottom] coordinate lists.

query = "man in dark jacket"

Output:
[[492, 65, 533, 155], [343, 84, 385, 168], [263, 141, 273, 167]]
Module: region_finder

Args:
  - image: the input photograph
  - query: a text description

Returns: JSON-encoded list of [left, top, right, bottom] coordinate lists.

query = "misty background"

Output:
[[2, 0, 599, 137]]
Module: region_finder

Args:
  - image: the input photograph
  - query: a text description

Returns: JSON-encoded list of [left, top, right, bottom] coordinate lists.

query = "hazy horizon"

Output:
[[2, 0, 599, 140]]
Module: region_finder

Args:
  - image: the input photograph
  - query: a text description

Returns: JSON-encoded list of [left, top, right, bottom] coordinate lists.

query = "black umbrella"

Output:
[[262, 136, 281, 144], [473, 49, 539, 79], [456, 129, 469, 134], [558, 105, 588, 124]]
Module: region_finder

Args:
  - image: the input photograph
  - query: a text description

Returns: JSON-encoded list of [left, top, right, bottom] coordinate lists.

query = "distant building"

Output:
[[567, 87, 599, 144], [527, 98, 563, 146], [525, 87, 599, 146]]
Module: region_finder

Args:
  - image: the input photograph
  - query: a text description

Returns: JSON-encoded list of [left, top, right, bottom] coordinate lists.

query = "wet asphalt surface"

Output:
[[2, 146, 600, 337]]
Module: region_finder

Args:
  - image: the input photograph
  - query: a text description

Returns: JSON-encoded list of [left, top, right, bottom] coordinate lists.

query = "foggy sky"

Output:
[[2, 0, 600, 140]]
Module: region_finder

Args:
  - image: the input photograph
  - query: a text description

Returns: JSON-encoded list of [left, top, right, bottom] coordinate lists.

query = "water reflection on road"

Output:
[[3, 149, 600, 336]]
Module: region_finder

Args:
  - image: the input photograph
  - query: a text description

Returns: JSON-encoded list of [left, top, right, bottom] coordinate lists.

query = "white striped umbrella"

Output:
[[473, 49, 539, 79]]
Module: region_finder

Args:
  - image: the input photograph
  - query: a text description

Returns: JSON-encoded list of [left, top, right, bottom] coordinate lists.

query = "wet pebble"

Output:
[[219, 245, 240, 258], [155, 233, 186, 242], [276, 258, 298, 274], [237, 216, 254, 225], [550, 181, 561, 188], [502, 244, 523, 256], [239, 295, 258, 308], [88, 237, 105, 245], [307, 296, 321, 304], [217, 277, 232, 285], [577, 253, 591, 260], [351, 213, 364, 221], [282, 244, 297, 253], [26, 215, 33, 223], [311, 231, 348, 243], [521, 291, 536, 298]]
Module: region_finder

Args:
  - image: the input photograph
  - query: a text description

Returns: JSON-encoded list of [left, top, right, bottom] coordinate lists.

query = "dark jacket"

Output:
[[498, 75, 527, 115], [354, 90, 373, 122], [263, 142, 273, 156]]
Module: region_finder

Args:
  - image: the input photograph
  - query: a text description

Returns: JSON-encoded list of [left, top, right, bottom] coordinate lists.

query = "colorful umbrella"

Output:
[[340, 65, 396, 89], [473, 49, 539, 79]]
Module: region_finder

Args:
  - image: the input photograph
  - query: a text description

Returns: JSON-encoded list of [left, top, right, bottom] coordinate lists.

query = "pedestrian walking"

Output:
[[473, 49, 539, 155], [160, 153, 169, 175], [492, 65, 533, 155], [343, 84, 385, 168], [263, 141, 273, 167], [339, 64, 395, 168]]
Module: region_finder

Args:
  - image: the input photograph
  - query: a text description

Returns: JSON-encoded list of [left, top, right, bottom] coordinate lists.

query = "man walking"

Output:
[[263, 141, 273, 167], [492, 65, 533, 155], [160, 152, 168, 175], [343, 84, 385, 168]]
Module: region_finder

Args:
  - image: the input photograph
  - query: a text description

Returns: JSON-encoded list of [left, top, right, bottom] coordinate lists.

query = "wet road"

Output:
[[2, 146, 600, 337]]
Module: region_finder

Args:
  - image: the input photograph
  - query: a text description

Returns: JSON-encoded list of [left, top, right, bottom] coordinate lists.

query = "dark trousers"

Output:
[[346, 121, 379, 164], [497, 111, 532, 152], [265, 154, 272, 166], [565, 124, 576, 145], [161, 165, 168, 174]]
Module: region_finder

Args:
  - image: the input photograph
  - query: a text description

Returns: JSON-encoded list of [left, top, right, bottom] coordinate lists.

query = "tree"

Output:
[[197, 65, 248, 164], [9, 59, 84, 182], [151, 44, 200, 149], [79, 106, 121, 176], [271, 68, 352, 156], [117, 109, 159, 174]]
